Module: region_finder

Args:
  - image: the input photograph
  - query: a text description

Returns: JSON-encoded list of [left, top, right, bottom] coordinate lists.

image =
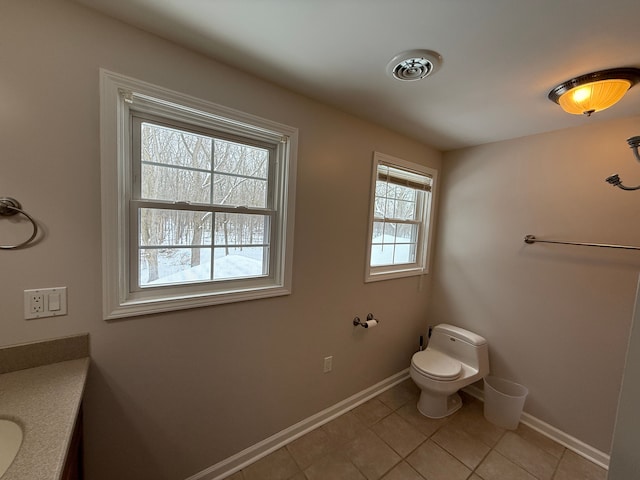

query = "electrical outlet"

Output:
[[29, 293, 44, 313], [24, 287, 67, 319], [323, 356, 333, 373]]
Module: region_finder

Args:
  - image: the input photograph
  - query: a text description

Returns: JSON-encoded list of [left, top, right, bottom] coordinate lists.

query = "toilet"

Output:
[[410, 324, 489, 418]]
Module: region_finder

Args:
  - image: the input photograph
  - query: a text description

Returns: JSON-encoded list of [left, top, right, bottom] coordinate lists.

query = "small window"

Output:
[[365, 152, 436, 282], [100, 70, 297, 319]]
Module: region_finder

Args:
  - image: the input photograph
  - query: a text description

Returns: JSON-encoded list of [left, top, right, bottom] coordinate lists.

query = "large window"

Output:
[[100, 70, 297, 319], [365, 152, 436, 282]]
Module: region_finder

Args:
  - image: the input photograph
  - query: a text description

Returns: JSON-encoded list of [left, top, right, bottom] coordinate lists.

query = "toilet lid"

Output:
[[412, 350, 463, 380]]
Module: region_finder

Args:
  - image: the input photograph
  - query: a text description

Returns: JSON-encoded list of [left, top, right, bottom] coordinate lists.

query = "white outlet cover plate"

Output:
[[23, 287, 68, 319]]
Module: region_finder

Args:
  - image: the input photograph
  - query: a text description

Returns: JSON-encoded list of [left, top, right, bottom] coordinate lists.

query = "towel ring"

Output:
[[0, 197, 38, 249]]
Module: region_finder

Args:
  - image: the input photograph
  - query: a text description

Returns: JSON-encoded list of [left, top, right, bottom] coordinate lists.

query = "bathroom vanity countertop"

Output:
[[0, 357, 89, 480]]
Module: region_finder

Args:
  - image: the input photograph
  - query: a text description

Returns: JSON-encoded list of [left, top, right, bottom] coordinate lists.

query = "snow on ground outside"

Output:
[[141, 235, 412, 285]]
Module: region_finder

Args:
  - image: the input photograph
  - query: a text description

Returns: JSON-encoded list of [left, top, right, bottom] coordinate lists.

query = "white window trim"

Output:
[[100, 69, 297, 319], [365, 152, 437, 283]]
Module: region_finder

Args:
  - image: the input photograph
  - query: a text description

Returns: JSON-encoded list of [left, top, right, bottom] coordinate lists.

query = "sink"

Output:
[[0, 419, 23, 477]]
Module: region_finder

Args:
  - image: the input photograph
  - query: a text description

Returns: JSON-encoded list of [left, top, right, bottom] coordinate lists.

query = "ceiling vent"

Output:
[[387, 50, 442, 81]]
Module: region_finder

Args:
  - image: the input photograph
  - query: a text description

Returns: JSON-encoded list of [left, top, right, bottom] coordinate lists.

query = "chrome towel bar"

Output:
[[524, 235, 640, 251]]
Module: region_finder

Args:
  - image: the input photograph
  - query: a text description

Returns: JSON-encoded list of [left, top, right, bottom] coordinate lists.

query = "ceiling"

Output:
[[75, 0, 640, 151]]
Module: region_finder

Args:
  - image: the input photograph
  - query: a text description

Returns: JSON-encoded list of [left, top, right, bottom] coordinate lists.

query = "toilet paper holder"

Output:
[[353, 313, 380, 328]]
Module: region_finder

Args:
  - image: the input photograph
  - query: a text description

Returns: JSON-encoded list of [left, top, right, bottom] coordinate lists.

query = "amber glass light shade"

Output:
[[549, 68, 640, 116], [558, 79, 631, 115]]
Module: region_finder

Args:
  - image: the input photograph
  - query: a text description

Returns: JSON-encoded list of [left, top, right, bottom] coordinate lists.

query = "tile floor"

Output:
[[224, 379, 607, 480]]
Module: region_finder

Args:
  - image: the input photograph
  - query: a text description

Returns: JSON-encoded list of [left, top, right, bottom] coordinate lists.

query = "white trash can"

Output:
[[483, 376, 528, 430]]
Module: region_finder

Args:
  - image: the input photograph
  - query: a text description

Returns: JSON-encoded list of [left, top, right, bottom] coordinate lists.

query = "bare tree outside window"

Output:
[[138, 121, 271, 286]]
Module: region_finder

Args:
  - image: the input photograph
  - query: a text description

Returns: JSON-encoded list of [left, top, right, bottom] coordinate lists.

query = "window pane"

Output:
[[372, 220, 385, 240], [383, 197, 395, 218], [395, 199, 418, 221], [212, 173, 268, 208], [370, 221, 418, 267], [142, 122, 212, 169], [392, 239, 417, 264], [375, 181, 389, 199], [371, 221, 392, 266], [213, 246, 268, 280], [371, 221, 395, 245], [214, 139, 269, 178], [396, 223, 417, 244], [386, 198, 402, 219], [139, 247, 211, 286], [382, 222, 396, 242], [139, 208, 212, 247], [370, 244, 392, 266], [141, 164, 211, 203], [213, 213, 269, 246], [394, 242, 417, 265], [138, 211, 271, 286], [374, 183, 419, 221], [374, 195, 387, 218]]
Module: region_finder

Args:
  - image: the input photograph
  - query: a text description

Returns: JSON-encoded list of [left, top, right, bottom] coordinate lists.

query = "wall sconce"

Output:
[[548, 68, 640, 116], [605, 136, 640, 191]]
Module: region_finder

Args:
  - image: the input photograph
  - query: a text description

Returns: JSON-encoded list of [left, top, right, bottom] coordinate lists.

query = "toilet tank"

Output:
[[429, 324, 489, 372]]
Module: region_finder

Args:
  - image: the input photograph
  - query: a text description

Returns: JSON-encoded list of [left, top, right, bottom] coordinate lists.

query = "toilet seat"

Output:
[[412, 349, 462, 380]]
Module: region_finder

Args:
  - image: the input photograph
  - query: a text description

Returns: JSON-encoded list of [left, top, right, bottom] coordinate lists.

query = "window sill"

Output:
[[365, 267, 428, 283], [104, 284, 291, 320]]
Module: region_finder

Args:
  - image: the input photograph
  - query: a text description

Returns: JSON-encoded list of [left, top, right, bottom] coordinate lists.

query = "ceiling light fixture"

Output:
[[548, 67, 640, 116], [387, 50, 442, 82]]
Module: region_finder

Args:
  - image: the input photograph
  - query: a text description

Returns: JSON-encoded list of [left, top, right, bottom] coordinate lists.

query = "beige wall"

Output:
[[0, 2, 441, 479], [431, 116, 640, 453]]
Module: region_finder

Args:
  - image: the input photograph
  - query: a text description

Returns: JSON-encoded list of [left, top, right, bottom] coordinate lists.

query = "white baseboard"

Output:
[[463, 385, 610, 470], [185, 369, 411, 480]]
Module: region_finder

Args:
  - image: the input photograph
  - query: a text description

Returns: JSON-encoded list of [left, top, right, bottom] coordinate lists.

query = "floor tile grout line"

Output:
[[549, 448, 568, 480], [412, 395, 556, 480], [354, 392, 436, 479], [540, 443, 565, 480], [493, 429, 565, 480], [376, 395, 451, 460], [468, 433, 501, 477], [294, 405, 408, 480]]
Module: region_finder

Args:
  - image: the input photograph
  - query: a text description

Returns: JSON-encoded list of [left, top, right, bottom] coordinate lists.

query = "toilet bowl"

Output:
[[410, 324, 489, 418]]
